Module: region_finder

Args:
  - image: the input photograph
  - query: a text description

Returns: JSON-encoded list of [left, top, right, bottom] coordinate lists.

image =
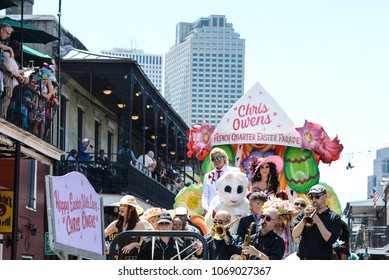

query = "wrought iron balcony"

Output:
[[56, 159, 176, 209]]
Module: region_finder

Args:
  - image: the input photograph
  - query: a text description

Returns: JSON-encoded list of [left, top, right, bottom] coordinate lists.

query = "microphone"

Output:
[[89, 144, 94, 148]]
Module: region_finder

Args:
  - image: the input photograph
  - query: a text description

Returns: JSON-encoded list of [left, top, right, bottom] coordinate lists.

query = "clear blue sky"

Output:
[[16, 0, 389, 209]]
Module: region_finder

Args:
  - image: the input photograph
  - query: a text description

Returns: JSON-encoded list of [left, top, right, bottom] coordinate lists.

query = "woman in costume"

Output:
[[249, 155, 285, 199]]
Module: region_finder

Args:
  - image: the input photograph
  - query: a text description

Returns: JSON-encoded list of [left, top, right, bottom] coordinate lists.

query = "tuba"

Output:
[[303, 206, 317, 227], [210, 217, 240, 240]]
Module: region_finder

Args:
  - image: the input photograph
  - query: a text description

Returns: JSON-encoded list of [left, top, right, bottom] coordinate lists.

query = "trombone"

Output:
[[172, 217, 240, 260], [210, 217, 240, 240]]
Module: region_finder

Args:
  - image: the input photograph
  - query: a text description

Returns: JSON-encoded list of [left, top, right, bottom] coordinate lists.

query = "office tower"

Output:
[[101, 48, 163, 92], [165, 15, 245, 127], [368, 144, 389, 197]]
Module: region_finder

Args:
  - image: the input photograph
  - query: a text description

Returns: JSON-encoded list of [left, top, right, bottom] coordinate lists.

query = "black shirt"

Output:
[[294, 207, 341, 260], [249, 230, 285, 260], [137, 236, 189, 260], [197, 231, 243, 260]]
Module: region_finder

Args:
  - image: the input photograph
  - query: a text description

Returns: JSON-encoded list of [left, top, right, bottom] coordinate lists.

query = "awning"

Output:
[[0, 16, 58, 44], [344, 197, 385, 217], [22, 45, 52, 66]]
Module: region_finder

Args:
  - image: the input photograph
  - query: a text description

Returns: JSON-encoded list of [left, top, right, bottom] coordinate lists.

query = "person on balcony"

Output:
[[78, 138, 93, 162], [0, 25, 21, 119], [137, 150, 157, 174], [117, 141, 136, 167], [66, 149, 78, 172]]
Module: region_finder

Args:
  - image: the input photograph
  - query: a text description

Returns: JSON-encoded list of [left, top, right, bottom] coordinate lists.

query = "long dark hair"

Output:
[[251, 162, 280, 194], [66, 149, 77, 160], [116, 206, 140, 232]]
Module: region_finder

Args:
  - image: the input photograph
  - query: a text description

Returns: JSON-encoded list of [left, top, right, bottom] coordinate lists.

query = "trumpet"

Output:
[[303, 206, 317, 227], [210, 217, 240, 240]]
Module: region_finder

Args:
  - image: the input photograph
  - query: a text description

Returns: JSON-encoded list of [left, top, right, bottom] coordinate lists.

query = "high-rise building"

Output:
[[101, 48, 163, 92], [164, 15, 245, 127], [368, 143, 389, 197]]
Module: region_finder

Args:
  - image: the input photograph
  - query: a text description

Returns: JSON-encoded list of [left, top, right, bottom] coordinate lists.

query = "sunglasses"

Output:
[[211, 155, 222, 162], [158, 222, 171, 226], [294, 202, 306, 208], [213, 219, 225, 225], [260, 215, 276, 222], [309, 194, 323, 200]]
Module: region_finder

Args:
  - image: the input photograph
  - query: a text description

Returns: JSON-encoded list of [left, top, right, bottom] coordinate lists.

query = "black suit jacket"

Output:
[[237, 215, 259, 241]]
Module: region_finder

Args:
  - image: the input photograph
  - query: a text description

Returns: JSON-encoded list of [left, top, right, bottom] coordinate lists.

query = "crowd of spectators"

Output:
[[0, 22, 58, 141]]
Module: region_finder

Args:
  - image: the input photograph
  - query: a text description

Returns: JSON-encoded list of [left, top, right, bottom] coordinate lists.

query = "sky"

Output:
[[10, 0, 389, 211]]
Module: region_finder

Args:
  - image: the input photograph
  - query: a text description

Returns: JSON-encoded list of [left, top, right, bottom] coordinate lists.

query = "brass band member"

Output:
[[193, 210, 242, 260], [241, 207, 285, 260], [292, 185, 341, 260]]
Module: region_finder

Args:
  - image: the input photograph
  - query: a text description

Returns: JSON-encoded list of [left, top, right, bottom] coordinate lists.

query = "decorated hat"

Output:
[[141, 207, 175, 221], [254, 155, 284, 174], [118, 195, 144, 215]]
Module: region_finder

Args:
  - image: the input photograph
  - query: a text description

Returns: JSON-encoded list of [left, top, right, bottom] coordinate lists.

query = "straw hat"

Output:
[[118, 195, 144, 215], [141, 207, 175, 221]]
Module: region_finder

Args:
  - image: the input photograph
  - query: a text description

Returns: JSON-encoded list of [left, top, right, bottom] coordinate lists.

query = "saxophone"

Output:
[[241, 222, 256, 260]]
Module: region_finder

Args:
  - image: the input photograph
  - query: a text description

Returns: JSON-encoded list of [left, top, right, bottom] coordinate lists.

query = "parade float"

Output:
[[174, 82, 344, 249]]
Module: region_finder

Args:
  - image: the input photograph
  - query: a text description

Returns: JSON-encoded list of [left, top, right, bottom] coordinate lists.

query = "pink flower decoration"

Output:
[[295, 120, 323, 150], [186, 122, 214, 161], [296, 120, 343, 164]]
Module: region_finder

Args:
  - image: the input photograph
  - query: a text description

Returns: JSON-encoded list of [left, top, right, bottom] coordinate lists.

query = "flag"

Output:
[[373, 191, 380, 208]]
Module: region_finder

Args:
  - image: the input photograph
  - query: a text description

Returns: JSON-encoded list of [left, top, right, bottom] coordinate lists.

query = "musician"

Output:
[[193, 210, 242, 260], [137, 212, 190, 260], [292, 184, 341, 260], [237, 191, 267, 241], [241, 207, 285, 260]]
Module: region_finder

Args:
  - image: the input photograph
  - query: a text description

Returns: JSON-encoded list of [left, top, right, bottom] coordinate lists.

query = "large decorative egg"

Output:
[[283, 147, 319, 193]]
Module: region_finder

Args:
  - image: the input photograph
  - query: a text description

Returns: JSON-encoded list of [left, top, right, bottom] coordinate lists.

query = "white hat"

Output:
[[174, 207, 188, 216], [82, 138, 90, 143]]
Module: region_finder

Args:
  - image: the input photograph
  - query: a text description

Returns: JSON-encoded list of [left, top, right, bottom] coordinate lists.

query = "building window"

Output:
[[382, 158, 389, 173], [26, 159, 37, 210]]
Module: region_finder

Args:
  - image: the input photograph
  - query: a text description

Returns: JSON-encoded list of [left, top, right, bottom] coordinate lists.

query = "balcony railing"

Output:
[[352, 225, 389, 253], [56, 159, 177, 209]]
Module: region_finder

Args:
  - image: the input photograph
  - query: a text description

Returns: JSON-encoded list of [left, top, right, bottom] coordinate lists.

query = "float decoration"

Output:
[[186, 122, 214, 161], [174, 184, 204, 216], [210, 82, 301, 148], [283, 146, 320, 194], [295, 120, 343, 164], [263, 196, 296, 217]]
